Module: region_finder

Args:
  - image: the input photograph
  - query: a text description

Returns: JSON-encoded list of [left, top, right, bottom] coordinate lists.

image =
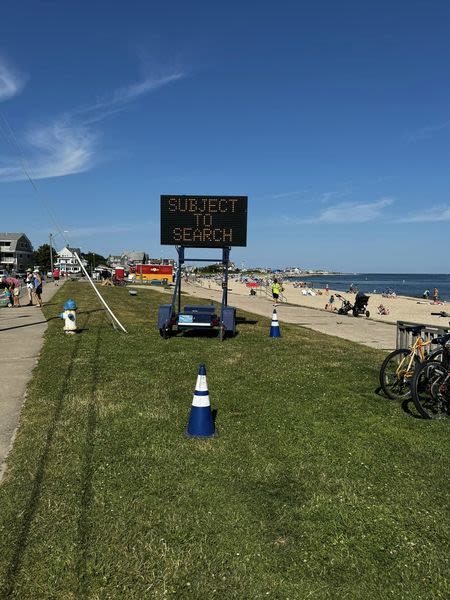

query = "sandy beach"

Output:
[[192, 277, 450, 329]]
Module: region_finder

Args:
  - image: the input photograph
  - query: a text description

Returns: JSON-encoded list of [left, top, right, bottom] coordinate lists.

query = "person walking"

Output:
[[33, 269, 43, 308], [271, 278, 281, 306], [25, 269, 34, 306]]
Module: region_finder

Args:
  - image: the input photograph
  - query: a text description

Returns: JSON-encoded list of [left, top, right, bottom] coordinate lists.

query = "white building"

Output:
[[55, 246, 88, 274]]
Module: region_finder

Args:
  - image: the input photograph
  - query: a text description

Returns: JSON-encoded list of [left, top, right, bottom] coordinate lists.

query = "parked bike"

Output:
[[379, 324, 443, 400], [410, 333, 450, 419]]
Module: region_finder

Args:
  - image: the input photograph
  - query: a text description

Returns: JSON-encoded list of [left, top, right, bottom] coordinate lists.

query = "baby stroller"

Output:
[[335, 293, 353, 315], [353, 292, 370, 318]]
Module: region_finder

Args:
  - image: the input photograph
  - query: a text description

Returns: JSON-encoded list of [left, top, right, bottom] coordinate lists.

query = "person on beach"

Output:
[[433, 288, 439, 303], [423, 289, 430, 300], [329, 294, 335, 310], [4, 286, 13, 307], [33, 269, 43, 308], [271, 278, 281, 306], [13, 283, 21, 307], [25, 269, 34, 305]]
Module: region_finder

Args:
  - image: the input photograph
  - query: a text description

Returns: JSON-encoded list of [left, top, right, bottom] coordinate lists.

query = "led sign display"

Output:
[[160, 195, 248, 247]]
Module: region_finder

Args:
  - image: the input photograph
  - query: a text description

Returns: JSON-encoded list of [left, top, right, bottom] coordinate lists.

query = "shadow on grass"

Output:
[[1, 313, 92, 599], [401, 398, 423, 419], [76, 326, 101, 598], [236, 316, 258, 325]]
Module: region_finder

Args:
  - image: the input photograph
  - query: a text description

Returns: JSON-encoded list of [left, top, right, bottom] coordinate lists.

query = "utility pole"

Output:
[[49, 233, 54, 278]]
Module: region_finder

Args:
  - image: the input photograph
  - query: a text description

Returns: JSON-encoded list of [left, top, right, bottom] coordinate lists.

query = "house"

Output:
[[122, 251, 146, 266], [106, 255, 123, 268], [0, 232, 34, 272], [55, 246, 88, 274]]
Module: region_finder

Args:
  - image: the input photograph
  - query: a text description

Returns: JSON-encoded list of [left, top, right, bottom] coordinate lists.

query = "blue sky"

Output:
[[0, 0, 449, 272]]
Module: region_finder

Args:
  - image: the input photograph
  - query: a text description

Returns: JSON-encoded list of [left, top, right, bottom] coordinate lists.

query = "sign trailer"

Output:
[[157, 195, 248, 340]]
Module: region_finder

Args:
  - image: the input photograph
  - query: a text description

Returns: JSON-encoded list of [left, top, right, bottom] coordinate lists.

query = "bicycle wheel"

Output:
[[411, 360, 450, 419], [426, 348, 443, 362], [380, 349, 420, 399]]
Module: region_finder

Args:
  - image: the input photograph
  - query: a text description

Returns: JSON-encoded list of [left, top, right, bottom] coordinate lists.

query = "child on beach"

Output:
[[4, 286, 13, 307], [13, 283, 21, 307], [329, 294, 335, 310]]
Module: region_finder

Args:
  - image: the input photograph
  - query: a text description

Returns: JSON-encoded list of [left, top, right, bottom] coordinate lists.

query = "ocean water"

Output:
[[290, 273, 450, 301]]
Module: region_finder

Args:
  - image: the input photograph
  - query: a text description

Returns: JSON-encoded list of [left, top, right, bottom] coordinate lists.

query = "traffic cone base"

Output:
[[185, 364, 217, 438], [269, 308, 281, 338]]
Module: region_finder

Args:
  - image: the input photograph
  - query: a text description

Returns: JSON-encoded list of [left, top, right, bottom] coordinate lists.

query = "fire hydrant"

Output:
[[59, 299, 78, 334]]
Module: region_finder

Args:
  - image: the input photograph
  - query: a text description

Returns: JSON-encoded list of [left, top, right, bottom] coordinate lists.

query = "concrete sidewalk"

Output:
[[0, 281, 62, 481]]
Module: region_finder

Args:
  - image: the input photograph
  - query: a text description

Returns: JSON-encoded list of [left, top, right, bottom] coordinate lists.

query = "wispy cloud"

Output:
[[398, 205, 450, 223], [0, 56, 27, 102], [0, 65, 186, 182], [272, 190, 309, 200], [0, 120, 97, 182], [76, 71, 185, 125], [319, 186, 352, 203], [406, 120, 450, 142], [283, 196, 394, 224]]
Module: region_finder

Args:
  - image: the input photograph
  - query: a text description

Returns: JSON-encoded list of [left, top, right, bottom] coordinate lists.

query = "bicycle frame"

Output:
[[395, 336, 432, 379]]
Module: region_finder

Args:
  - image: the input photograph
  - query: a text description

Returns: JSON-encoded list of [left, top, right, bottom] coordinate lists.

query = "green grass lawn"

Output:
[[0, 282, 448, 599]]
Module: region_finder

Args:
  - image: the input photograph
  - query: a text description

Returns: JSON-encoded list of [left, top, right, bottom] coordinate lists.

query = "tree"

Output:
[[81, 251, 107, 272], [33, 244, 57, 272]]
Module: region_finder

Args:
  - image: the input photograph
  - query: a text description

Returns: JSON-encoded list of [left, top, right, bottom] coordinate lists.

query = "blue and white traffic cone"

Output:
[[269, 308, 281, 338], [185, 364, 216, 438]]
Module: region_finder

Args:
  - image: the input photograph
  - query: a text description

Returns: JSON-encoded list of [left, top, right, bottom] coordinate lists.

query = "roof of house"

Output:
[[57, 246, 81, 256], [122, 251, 145, 262], [0, 232, 25, 240], [0, 233, 33, 252]]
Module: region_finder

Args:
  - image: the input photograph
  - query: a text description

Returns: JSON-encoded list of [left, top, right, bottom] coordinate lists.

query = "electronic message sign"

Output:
[[160, 195, 248, 247]]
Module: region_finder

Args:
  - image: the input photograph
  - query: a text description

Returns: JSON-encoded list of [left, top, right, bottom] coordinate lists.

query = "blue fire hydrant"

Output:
[[59, 299, 78, 334]]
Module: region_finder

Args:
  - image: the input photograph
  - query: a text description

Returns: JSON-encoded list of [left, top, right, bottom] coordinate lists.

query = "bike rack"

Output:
[[396, 320, 450, 350]]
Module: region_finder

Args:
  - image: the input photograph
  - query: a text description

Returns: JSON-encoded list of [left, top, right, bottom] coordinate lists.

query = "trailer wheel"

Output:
[[366, 310, 370, 318], [160, 326, 171, 339]]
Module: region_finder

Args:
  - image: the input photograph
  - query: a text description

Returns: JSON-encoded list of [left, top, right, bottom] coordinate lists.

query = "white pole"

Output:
[[73, 251, 128, 333]]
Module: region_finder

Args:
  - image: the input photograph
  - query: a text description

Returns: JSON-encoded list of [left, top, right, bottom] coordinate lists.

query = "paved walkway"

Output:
[[161, 283, 397, 351], [0, 281, 62, 481]]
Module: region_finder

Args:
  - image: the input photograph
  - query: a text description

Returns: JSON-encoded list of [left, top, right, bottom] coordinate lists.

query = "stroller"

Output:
[[335, 292, 370, 318], [353, 292, 370, 318], [335, 293, 353, 315]]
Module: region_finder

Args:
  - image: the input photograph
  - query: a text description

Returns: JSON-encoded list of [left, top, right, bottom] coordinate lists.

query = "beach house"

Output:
[[0, 232, 34, 273]]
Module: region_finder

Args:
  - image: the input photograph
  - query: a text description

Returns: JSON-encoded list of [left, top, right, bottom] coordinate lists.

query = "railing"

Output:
[[396, 320, 450, 351]]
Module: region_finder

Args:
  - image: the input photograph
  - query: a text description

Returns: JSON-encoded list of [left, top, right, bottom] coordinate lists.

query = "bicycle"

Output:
[[379, 324, 443, 400], [411, 333, 450, 419]]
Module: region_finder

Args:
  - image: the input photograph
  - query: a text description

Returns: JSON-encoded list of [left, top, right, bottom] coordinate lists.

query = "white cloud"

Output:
[[0, 67, 186, 182], [0, 120, 97, 182], [78, 72, 185, 125], [406, 120, 450, 142], [272, 190, 309, 199], [399, 205, 450, 223], [0, 56, 26, 101], [287, 197, 394, 224]]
